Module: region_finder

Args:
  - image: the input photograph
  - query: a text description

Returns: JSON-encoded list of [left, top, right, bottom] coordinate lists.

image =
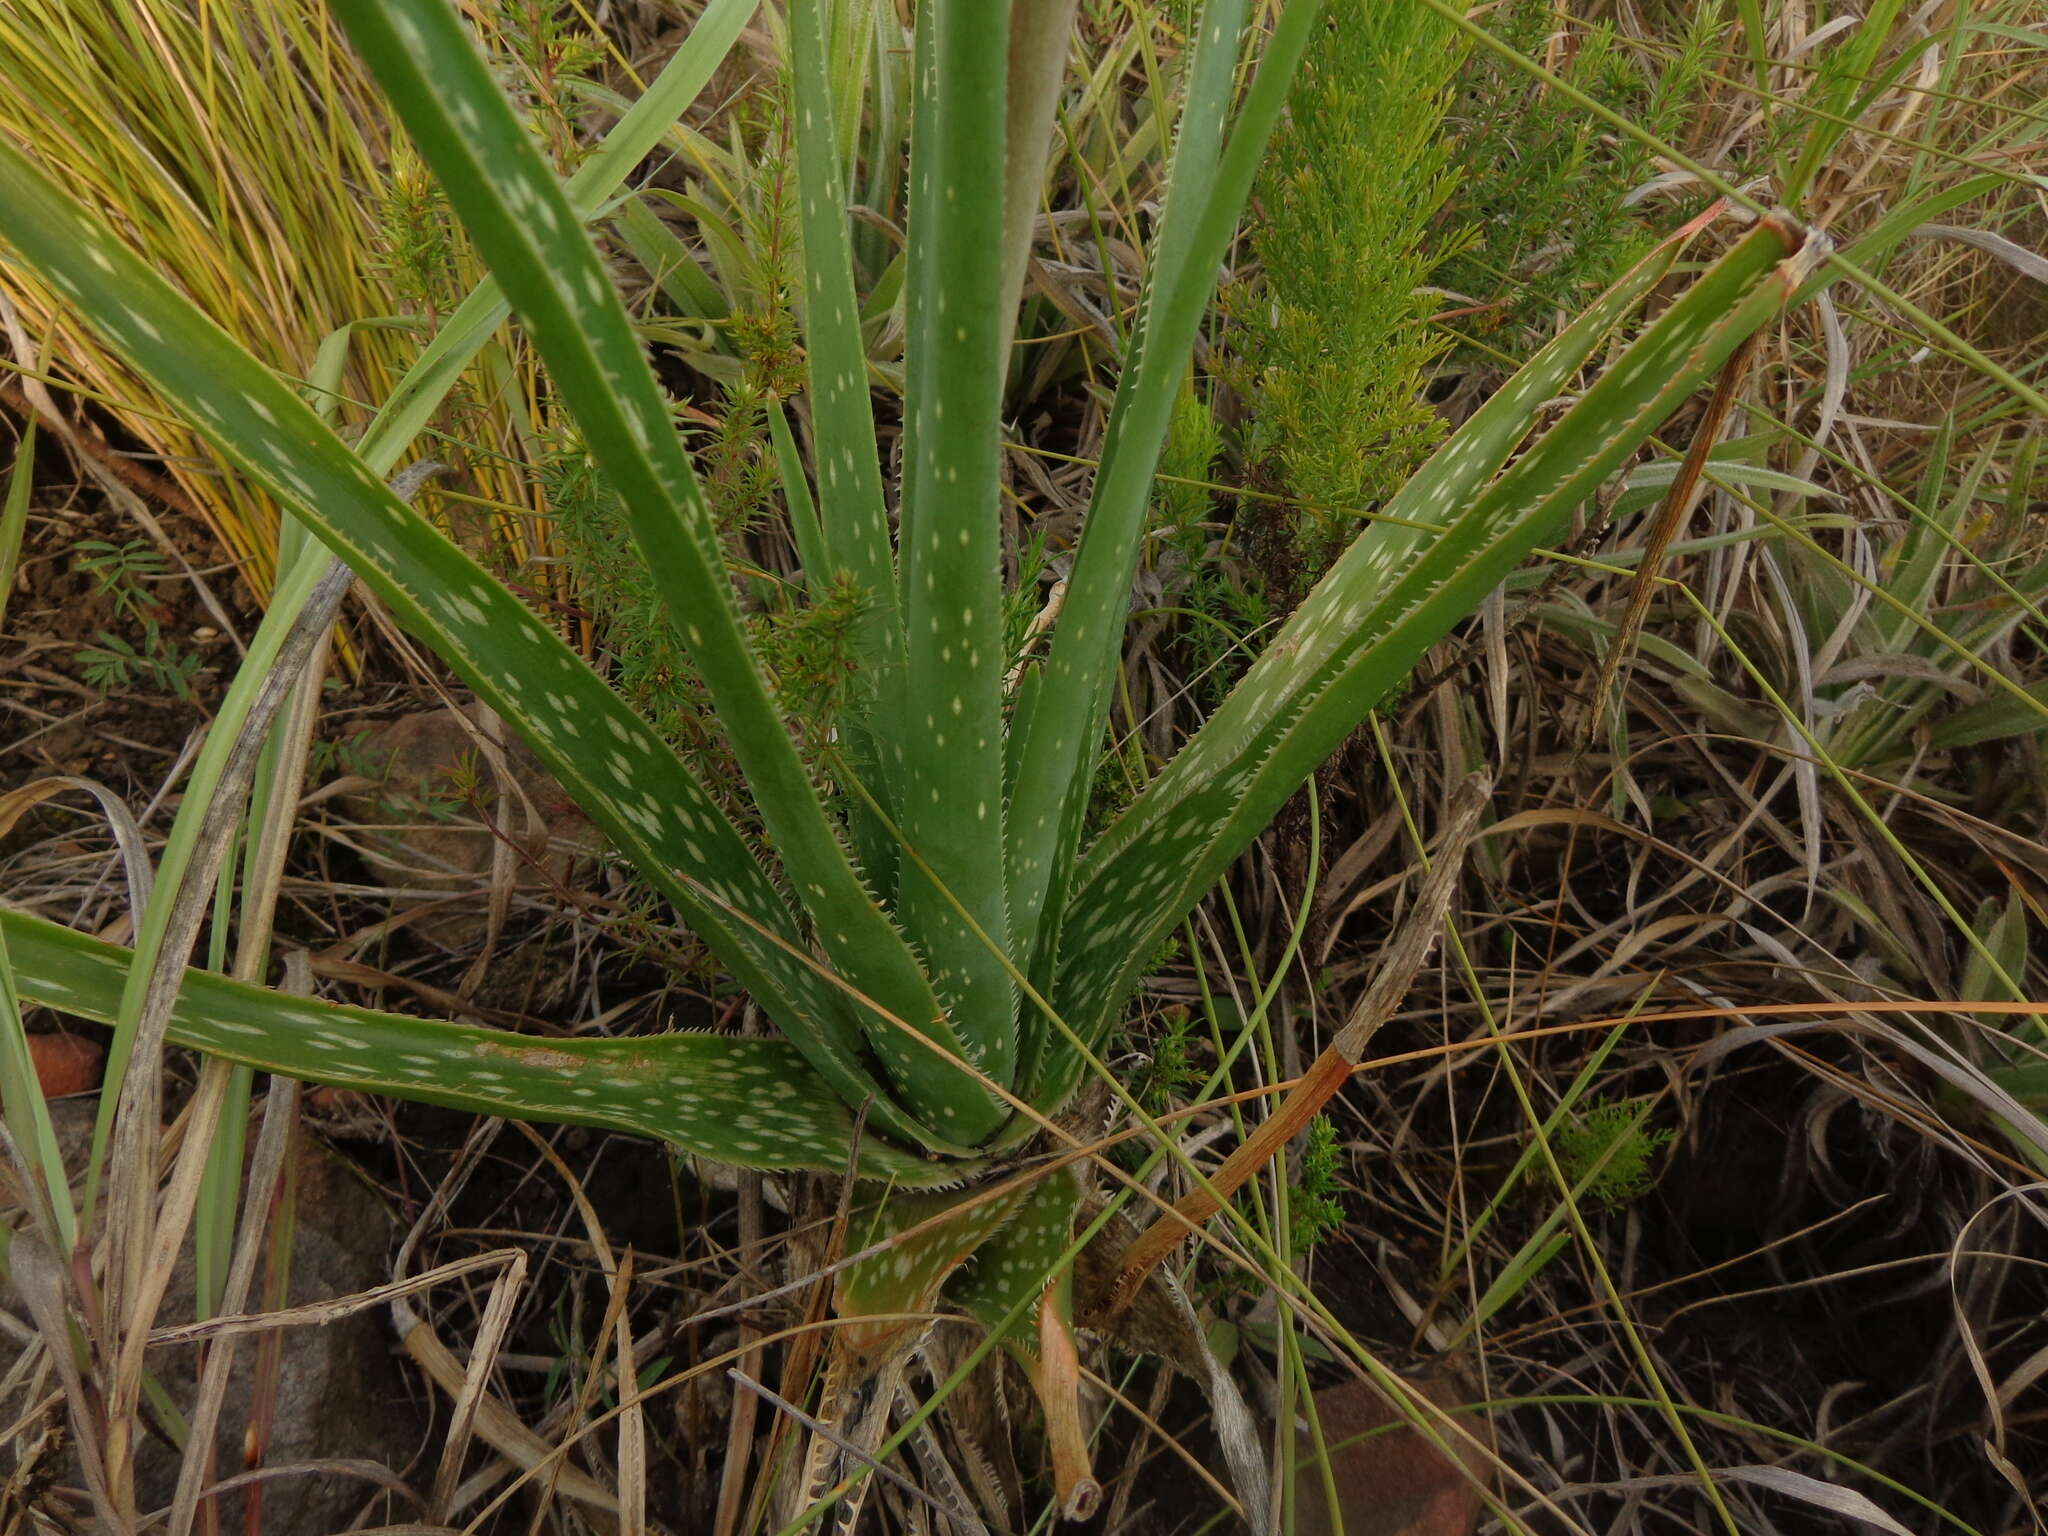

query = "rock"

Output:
[[7, 1099, 423, 1535], [334, 702, 603, 949], [1292, 1366, 1494, 1536], [26, 1031, 102, 1097]]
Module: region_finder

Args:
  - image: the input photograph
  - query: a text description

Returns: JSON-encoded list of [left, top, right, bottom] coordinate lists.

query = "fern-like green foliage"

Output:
[[1435, 0, 1719, 346], [1151, 379, 1273, 711], [1237, 1, 1467, 583], [1288, 1113, 1346, 1255], [1553, 1098, 1672, 1210], [375, 140, 464, 318]]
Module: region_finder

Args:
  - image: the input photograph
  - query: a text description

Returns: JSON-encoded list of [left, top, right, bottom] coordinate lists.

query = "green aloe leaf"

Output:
[[787, 0, 897, 689], [947, 1168, 1096, 1520], [803, 1174, 1032, 1532], [946, 1165, 1083, 1338], [838, 1180, 1034, 1336], [885, 0, 1020, 1085], [1041, 215, 1832, 1094], [1003, 0, 1321, 1013], [359, 0, 761, 470], [0, 908, 963, 1183], [338, 0, 999, 1141], [786, 0, 905, 900], [0, 135, 967, 1158]]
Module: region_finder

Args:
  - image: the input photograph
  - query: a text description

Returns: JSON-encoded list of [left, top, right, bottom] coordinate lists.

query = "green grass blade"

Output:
[[0, 137, 965, 1156], [340, 0, 1000, 1141], [1002, 0, 1318, 989], [0, 909, 75, 1250], [0, 908, 965, 1183], [564, 0, 760, 211], [1931, 679, 2048, 750], [1044, 217, 1830, 1085], [1783, 0, 1911, 205], [614, 195, 734, 331], [886, 0, 1020, 1084], [770, 396, 830, 594], [0, 416, 34, 634]]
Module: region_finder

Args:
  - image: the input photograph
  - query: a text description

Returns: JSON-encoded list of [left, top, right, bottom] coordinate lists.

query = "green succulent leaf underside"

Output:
[[0, 908, 961, 1183], [1042, 217, 1829, 1096], [0, 128, 974, 1159], [339, 0, 1000, 1142]]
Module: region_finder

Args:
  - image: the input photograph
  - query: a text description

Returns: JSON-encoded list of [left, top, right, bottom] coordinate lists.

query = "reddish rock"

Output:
[[27, 1031, 103, 1097], [1293, 1367, 1494, 1536]]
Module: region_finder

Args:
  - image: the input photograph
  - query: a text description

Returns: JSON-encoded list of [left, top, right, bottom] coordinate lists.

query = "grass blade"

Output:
[[0, 911, 75, 1251], [0, 416, 33, 634]]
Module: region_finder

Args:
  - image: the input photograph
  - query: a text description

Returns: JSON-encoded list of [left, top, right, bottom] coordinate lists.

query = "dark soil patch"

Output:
[[2, 457, 248, 792]]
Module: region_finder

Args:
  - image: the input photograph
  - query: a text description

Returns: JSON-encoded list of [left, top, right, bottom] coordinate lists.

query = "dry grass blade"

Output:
[[612, 1254, 647, 1536], [735, 1366, 957, 1532], [425, 1249, 530, 1524], [0, 777, 153, 913], [89, 550, 361, 1519], [149, 1247, 535, 1350], [0, 0, 540, 602], [398, 1314, 622, 1518], [713, 1171, 768, 1536], [5, 1228, 119, 1518], [165, 1071, 302, 1536], [1587, 332, 1761, 739]]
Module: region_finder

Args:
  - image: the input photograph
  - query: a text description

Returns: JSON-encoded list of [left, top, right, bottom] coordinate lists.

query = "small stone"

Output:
[[26, 1032, 102, 1097], [1292, 1366, 1494, 1536], [334, 701, 603, 949]]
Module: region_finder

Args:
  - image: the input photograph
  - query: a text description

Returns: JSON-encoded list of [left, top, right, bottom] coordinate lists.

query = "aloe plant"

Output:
[[0, 0, 1831, 1524]]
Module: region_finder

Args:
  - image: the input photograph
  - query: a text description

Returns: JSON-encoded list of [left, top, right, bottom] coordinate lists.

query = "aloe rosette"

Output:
[[0, 0, 1830, 1523]]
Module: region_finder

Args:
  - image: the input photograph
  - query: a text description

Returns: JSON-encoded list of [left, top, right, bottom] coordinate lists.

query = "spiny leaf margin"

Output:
[[0, 907, 965, 1182]]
